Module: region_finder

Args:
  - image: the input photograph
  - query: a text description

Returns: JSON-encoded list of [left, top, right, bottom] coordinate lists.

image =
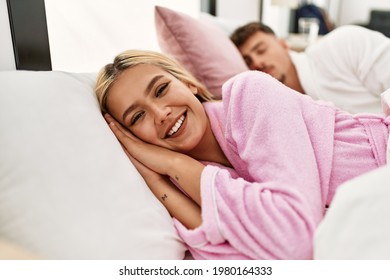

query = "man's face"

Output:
[[238, 31, 293, 83]]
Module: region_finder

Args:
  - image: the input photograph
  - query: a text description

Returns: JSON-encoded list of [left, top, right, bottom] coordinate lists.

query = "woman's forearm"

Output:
[[136, 144, 204, 206], [124, 141, 203, 206], [165, 153, 204, 206], [146, 176, 202, 229]]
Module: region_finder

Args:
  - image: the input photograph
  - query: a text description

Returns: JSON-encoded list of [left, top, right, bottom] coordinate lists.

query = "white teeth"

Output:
[[167, 115, 185, 137]]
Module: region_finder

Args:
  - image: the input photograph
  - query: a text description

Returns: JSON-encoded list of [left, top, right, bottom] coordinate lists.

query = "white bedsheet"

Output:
[[314, 164, 390, 259]]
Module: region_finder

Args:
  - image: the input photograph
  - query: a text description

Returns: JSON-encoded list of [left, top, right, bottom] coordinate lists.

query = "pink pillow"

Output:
[[155, 6, 248, 99]]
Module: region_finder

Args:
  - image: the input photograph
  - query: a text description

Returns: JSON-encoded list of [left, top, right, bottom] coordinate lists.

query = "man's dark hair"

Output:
[[230, 22, 275, 48]]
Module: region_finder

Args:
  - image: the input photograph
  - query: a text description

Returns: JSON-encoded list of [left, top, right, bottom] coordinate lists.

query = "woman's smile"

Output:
[[165, 111, 187, 138]]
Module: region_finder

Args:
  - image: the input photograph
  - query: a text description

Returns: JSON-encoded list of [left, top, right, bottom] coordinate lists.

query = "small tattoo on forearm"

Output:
[[161, 194, 168, 201]]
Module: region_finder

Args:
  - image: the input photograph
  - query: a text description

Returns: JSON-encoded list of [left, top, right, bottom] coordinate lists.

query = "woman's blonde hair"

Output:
[[95, 50, 215, 113]]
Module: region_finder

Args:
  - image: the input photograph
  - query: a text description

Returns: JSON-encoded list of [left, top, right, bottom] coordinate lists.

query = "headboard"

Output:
[[7, 0, 51, 70]]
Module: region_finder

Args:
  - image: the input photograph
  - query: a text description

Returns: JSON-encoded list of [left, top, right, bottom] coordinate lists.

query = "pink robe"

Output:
[[174, 71, 389, 259]]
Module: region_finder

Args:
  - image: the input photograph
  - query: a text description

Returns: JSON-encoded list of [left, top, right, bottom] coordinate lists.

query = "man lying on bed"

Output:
[[230, 23, 390, 114]]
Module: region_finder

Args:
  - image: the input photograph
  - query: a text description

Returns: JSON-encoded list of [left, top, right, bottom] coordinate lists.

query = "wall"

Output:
[[0, 0, 16, 70], [44, 0, 199, 72], [216, 0, 260, 22], [1, 0, 200, 72], [337, 0, 390, 26], [215, 0, 291, 38], [3, 0, 389, 72], [262, 0, 292, 38]]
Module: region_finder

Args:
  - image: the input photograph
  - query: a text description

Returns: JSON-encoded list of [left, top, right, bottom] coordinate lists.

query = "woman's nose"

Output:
[[153, 105, 171, 125]]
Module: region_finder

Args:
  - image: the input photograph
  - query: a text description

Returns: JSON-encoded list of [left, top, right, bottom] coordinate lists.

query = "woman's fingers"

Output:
[[120, 144, 165, 184], [104, 113, 133, 138], [104, 113, 115, 125], [103, 113, 168, 176], [108, 121, 128, 143], [120, 143, 131, 157], [104, 113, 140, 152]]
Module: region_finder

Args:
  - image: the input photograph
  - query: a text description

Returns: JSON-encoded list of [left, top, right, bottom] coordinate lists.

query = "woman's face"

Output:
[[106, 64, 210, 153]]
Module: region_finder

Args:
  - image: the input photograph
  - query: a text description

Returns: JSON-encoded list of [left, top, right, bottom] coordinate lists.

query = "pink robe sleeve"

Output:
[[174, 71, 336, 260]]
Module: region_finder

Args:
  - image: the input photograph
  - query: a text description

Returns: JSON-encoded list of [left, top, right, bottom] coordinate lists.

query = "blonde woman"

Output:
[[96, 50, 389, 260]]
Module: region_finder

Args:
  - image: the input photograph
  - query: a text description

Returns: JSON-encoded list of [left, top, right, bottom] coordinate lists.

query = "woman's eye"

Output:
[[156, 83, 168, 97], [131, 112, 144, 125]]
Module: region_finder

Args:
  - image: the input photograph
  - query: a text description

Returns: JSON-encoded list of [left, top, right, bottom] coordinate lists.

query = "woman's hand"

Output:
[[104, 113, 175, 176], [105, 114, 202, 229], [123, 142, 202, 229], [104, 113, 204, 206], [120, 143, 165, 187]]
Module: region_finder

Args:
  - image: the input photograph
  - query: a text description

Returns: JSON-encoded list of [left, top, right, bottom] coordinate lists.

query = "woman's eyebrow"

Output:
[[145, 75, 164, 94], [122, 104, 137, 123]]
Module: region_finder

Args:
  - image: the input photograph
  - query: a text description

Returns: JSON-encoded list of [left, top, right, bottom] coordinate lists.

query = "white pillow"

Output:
[[0, 70, 186, 259], [314, 165, 390, 259]]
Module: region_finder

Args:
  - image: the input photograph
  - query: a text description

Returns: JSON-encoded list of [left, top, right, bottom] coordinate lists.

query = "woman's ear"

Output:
[[188, 84, 198, 95]]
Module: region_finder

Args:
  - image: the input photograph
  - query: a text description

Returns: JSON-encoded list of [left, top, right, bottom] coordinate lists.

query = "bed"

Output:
[[2, 2, 390, 260]]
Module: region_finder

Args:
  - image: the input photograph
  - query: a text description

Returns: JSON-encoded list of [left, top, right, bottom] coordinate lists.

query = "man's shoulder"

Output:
[[305, 25, 372, 54], [320, 25, 379, 44], [330, 25, 372, 37]]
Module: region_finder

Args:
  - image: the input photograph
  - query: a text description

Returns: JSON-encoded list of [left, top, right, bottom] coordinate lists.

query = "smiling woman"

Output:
[[95, 50, 228, 230], [95, 49, 390, 260]]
